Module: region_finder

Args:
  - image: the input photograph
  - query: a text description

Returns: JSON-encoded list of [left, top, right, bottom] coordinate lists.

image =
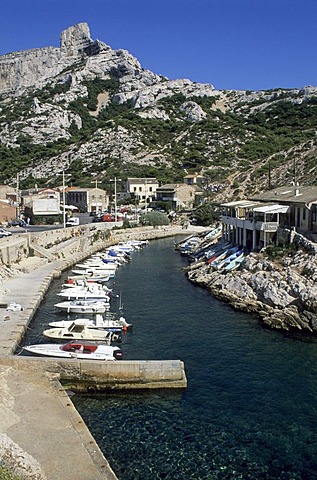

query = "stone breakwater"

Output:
[[186, 232, 317, 333]]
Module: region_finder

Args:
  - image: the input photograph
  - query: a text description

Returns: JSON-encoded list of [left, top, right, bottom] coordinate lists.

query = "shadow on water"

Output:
[[24, 237, 317, 480]]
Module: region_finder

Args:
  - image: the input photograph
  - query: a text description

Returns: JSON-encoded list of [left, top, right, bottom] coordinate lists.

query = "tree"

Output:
[[191, 203, 220, 226], [139, 211, 170, 227]]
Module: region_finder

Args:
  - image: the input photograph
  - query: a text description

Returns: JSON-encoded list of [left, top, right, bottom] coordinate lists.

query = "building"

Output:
[[221, 200, 289, 250], [23, 188, 61, 217], [66, 187, 108, 213], [0, 185, 19, 222], [0, 185, 18, 203], [155, 183, 203, 210], [125, 178, 159, 206], [221, 185, 317, 250], [183, 173, 205, 185], [250, 185, 317, 235], [0, 200, 17, 224]]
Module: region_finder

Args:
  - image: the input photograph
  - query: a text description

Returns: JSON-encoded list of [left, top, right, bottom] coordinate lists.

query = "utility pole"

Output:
[[293, 158, 297, 185], [109, 177, 121, 222], [16, 173, 20, 219], [63, 171, 66, 228]]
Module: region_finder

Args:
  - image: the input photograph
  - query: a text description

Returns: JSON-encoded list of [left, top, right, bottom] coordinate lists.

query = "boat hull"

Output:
[[23, 343, 122, 360], [54, 301, 110, 313]]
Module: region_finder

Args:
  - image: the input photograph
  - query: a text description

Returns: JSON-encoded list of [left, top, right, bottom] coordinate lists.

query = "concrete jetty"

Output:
[[0, 224, 196, 479]]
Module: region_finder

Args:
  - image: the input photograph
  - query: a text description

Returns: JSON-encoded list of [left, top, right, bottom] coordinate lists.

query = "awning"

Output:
[[253, 204, 289, 214], [61, 205, 79, 210]]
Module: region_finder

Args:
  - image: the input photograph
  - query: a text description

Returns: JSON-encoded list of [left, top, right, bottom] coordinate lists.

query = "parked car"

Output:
[[65, 217, 80, 227], [0, 228, 12, 238], [7, 219, 28, 227]]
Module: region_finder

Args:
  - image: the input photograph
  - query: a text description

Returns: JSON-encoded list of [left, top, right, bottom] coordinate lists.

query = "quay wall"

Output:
[[0, 356, 187, 390], [0, 223, 194, 388], [0, 223, 187, 266], [0, 224, 195, 478]]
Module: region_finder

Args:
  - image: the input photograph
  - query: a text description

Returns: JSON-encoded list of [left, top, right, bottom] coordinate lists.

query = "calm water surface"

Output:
[[21, 237, 317, 480]]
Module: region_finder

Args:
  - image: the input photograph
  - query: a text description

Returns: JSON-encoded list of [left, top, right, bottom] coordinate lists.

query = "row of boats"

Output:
[[23, 240, 149, 361], [175, 226, 246, 272]]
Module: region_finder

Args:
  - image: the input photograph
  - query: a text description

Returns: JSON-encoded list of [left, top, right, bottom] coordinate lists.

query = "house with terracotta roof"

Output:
[[155, 183, 203, 210]]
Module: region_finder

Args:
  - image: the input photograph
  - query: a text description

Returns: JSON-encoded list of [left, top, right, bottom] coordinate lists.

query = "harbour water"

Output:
[[22, 237, 317, 480]]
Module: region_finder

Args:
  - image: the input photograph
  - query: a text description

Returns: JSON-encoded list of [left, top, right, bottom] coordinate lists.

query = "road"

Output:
[[4, 213, 93, 234]]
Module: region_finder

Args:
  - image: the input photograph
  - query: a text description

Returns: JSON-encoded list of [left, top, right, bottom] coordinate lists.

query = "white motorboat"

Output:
[[42, 321, 121, 342], [23, 341, 123, 360], [57, 285, 111, 301], [54, 300, 110, 314], [62, 278, 112, 294], [48, 313, 132, 331], [67, 272, 111, 282], [71, 267, 116, 278], [74, 261, 117, 272]]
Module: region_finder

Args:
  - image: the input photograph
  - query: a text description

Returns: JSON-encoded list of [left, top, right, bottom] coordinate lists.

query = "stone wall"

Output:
[[0, 356, 187, 390]]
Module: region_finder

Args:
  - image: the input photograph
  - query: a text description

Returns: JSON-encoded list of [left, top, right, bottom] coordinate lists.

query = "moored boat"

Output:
[[48, 313, 132, 331], [54, 299, 110, 314], [56, 285, 111, 301], [23, 341, 123, 360], [223, 254, 245, 272], [71, 268, 116, 278], [42, 321, 121, 342]]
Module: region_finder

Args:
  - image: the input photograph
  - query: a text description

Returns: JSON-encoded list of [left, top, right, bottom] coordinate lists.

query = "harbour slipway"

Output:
[[0, 225, 198, 479]]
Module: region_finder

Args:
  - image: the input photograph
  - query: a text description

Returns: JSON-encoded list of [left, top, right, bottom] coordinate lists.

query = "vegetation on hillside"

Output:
[[1, 78, 317, 196]]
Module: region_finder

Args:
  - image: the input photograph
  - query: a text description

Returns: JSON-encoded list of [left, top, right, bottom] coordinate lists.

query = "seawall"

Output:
[[0, 224, 198, 479]]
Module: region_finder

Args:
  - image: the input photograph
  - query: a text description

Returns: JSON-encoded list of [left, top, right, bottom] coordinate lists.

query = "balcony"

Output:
[[256, 221, 279, 232]]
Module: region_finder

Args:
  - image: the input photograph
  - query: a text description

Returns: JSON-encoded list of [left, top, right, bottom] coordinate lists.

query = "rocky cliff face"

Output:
[[0, 22, 317, 201], [0, 22, 211, 101]]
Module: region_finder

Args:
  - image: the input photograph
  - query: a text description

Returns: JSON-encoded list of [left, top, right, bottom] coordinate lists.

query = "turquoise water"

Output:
[[22, 237, 317, 479]]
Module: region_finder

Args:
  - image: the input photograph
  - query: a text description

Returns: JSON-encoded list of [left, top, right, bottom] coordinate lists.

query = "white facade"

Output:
[[125, 178, 159, 205], [23, 189, 61, 215]]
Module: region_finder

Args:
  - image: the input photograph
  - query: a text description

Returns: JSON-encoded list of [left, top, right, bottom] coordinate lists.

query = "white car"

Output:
[[65, 217, 80, 227], [0, 228, 12, 238]]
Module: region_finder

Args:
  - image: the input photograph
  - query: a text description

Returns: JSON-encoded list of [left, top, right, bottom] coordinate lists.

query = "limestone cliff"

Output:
[[1, 22, 317, 202]]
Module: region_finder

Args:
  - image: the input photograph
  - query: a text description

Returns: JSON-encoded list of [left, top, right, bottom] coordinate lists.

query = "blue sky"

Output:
[[0, 0, 316, 91]]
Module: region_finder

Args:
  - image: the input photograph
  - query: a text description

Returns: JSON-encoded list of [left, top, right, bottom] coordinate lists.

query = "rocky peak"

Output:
[[60, 22, 103, 57], [0, 23, 110, 95], [60, 22, 92, 55]]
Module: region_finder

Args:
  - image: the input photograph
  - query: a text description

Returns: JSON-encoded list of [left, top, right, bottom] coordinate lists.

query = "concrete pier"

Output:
[[0, 225, 195, 478]]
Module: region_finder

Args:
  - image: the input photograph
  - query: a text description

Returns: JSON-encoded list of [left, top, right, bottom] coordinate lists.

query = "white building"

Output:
[[125, 178, 159, 206]]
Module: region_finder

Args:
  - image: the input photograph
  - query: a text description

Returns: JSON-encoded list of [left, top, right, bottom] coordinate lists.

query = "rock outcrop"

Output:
[[186, 232, 317, 334], [0, 22, 163, 97], [1, 22, 317, 203]]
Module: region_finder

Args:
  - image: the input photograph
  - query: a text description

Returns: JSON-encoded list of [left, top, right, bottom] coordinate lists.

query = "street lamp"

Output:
[[109, 177, 121, 222], [63, 171, 66, 228], [16, 173, 20, 220], [62, 172, 72, 228]]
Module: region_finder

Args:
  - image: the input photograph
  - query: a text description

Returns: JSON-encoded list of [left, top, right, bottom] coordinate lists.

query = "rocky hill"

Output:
[[1, 22, 317, 202]]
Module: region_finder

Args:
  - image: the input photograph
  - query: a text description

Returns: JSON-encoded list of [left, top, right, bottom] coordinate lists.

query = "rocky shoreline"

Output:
[[184, 230, 317, 334]]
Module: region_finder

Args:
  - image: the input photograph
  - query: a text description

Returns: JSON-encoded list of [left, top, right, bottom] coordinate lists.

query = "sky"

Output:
[[0, 0, 316, 91]]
